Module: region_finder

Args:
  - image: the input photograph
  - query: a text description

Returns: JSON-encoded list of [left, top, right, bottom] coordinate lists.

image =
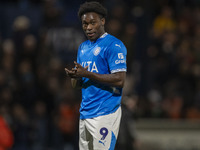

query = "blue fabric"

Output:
[[109, 131, 116, 150], [77, 33, 127, 119]]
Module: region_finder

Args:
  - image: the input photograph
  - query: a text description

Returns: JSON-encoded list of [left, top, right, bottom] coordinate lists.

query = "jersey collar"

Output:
[[100, 32, 108, 39], [89, 32, 108, 45]]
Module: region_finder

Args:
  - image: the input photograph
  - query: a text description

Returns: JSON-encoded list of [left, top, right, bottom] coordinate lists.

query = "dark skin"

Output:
[[65, 12, 126, 88]]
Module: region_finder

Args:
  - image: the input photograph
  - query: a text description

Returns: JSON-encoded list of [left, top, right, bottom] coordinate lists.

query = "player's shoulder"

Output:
[[80, 40, 89, 46], [106, 34, 122, 43], [106, 34, 126, 49], [78, 40, 90, 50]]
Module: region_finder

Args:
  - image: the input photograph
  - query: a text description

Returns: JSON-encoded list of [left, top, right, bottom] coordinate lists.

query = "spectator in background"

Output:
[[30, 101, 49, 150], [21, 34, 38, 70], [106, 18, 122, 39], [17, 59, 37, 109], [42, 0, 62, 28], [116, 95, 140, 150], [1, 39, 17, 93], [12, 16, 31, 57], [152, 6, 177, 38], [0, 104, 14, 150], [11, 104, 31, 150], [121, 22, 137, 72], [1, 39, 16, 74], [57, 98, 79, 150]]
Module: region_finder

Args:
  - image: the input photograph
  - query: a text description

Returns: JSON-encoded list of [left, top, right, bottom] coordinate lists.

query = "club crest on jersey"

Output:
[[93, 47, 101, 56]]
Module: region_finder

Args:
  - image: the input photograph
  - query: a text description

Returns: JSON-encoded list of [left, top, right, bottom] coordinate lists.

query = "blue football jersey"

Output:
[[77, 33, 127, 119]]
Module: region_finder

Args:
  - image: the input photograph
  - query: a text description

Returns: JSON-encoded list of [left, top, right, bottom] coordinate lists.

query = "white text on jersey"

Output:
[[81, 61, 99, 73]]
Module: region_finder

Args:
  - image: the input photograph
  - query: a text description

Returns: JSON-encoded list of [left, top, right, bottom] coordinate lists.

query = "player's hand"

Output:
[[65, 61, 88, 78], [65, 67, 77, 78], [74, 61, 89, 77]]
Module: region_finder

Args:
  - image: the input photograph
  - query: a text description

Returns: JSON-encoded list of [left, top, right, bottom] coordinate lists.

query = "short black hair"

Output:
[[78, 1, 107, 19]]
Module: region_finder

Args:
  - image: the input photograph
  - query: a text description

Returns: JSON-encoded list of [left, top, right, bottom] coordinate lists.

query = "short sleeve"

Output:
[[105, 41, 127, 73]]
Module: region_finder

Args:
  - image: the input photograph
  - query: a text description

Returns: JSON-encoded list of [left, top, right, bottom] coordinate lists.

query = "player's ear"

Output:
[[101, 18, 105, 26]]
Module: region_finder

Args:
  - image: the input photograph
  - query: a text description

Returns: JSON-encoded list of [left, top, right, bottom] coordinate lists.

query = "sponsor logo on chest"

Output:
[[81, 61, 98, 73]]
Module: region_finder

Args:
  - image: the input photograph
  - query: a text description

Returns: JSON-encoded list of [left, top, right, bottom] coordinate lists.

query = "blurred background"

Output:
[[1, 0, 200, 150]]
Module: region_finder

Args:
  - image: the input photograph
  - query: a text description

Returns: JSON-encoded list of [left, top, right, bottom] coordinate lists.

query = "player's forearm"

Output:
[[84, 71, 126, 88]]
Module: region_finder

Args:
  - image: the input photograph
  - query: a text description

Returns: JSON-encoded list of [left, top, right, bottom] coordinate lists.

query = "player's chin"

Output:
[[87, 36, 97, 41], [87, 33, 97, 41]]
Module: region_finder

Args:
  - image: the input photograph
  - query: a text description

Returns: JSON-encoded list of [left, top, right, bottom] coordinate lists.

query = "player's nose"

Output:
[[87, 24, 92, 30]]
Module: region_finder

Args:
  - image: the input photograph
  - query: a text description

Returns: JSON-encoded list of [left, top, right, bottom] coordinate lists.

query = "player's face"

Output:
[[81, 12, 105, 41]]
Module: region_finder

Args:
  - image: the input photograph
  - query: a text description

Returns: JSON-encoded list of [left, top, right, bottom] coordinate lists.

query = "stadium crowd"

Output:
[[0, 0, 200, 149]]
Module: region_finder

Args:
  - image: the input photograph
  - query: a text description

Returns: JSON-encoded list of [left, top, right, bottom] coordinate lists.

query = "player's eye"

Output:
[[91, 22, 96, 25], [82, 23, 88, 27]]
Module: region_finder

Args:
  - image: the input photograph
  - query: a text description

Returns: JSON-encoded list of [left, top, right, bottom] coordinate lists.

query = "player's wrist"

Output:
[[83, 70, 92, 78]]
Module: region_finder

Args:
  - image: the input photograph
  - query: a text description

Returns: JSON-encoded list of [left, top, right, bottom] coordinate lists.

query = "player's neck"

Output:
[[99, 32, 107, 38], [99, 31, 106, 37], [90, 32, 107, 43]]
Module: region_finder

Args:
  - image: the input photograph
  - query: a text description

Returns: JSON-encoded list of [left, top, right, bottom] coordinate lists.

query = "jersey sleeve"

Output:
[[105, 41, 127, 74]]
